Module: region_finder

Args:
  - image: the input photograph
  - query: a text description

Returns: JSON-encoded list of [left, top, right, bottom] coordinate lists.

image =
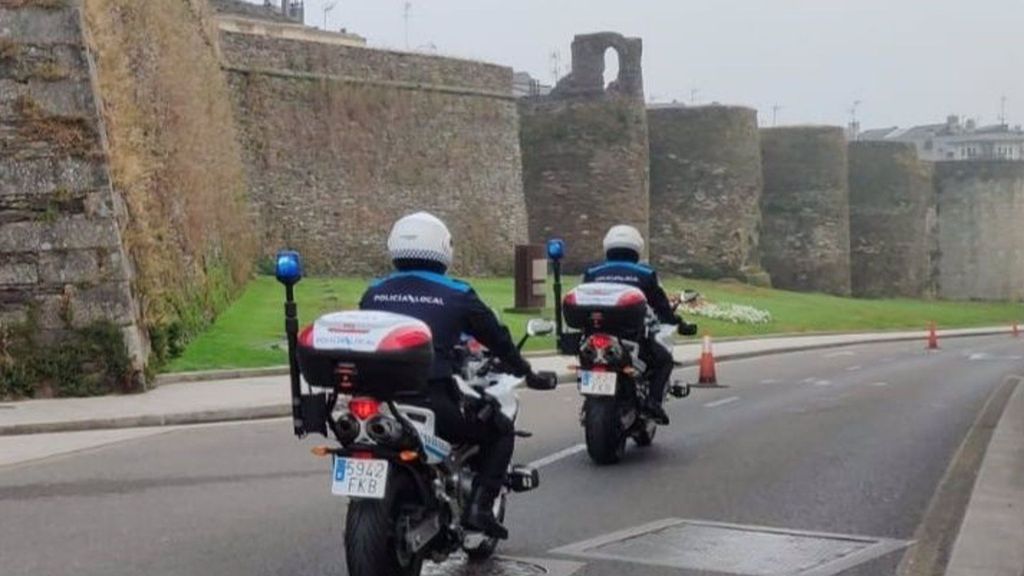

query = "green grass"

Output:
[[164, 275, 1023, 373]]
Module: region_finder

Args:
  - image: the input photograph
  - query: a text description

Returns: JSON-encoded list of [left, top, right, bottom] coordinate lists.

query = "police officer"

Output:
[[359, 212, 541, 539], [582, 225, 695, 425]]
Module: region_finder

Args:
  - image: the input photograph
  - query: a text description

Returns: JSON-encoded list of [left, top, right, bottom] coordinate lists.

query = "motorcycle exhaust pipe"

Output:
[[366, 416, 405, 446]]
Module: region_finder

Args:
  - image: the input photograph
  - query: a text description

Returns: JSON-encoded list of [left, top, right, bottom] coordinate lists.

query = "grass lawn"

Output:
[[164, 275, 1023, 372]]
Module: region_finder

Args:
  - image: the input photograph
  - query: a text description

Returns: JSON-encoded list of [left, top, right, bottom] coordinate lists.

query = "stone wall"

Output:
[[934, 161, 1024, 301], [1, 0, 145, 395], [519, 32, 649, 272], [82, 0, 256, 364], [220, 32, 527, 276], [647, 105, 767, 283], [760, 126, 851, 295], [848, 141, 933, 298]]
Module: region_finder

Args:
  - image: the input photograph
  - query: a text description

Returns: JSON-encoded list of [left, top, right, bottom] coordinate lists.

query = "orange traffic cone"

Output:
[[698, 335, 718, 385], [926, 322, 940, 350], [1012, 322, 1020, 338]]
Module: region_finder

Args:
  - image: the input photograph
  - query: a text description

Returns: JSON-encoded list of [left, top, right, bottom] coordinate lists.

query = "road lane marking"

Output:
[[760, 378, 781, 384], [801, 377, 817, 384], [824, 350, 857, 358], [813, 380, 832, 386], [846, 365, 863, 371], [704, 396, 740, 408], [528, 443, 586, 469], [869, 382, 889, 387]]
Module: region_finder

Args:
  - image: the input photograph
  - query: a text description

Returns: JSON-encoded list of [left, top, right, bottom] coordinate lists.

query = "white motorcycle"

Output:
[[274, 255, 557, 576]]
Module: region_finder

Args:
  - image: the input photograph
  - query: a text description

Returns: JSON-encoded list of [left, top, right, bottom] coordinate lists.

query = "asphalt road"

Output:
[[2, 335, 1022, 576]]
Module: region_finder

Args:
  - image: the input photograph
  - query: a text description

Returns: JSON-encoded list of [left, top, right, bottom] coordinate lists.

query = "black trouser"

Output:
[[641, 337, 673, 403], [419, 379, 514, 492]]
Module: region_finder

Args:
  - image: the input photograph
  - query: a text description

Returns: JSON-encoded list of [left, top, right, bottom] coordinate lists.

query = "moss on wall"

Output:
[[83, 0, 256, 364]]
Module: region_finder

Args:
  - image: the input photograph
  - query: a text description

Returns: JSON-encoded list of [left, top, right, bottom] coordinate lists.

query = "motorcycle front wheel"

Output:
[[345, 479, 424, 576], [584, 397, 627, 465]]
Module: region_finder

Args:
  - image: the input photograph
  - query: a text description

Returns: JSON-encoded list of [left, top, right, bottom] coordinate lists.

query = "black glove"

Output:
[[526, 371, 559, 391], [503, 354, 532, 378], [677, 321, 698, 336]]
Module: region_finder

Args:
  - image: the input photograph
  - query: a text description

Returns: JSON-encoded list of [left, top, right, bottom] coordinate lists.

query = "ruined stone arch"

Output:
[[552, 32, 644, 99]]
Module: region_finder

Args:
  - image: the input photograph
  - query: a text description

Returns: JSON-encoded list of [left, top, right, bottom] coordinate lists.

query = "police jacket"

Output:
[[359, 270, 529, 381], [582, 260, 679, 325]]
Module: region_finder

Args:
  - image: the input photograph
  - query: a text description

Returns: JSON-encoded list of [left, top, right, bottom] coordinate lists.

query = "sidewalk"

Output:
[[0, 326, 1011, 436], [944, 376, 1024, 576]]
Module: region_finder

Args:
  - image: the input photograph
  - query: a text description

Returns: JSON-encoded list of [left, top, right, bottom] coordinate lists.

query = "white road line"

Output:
[[528, 444, 586, 469], [704, 396, 740, 408], [846, 365, 863, 371], [813, 380, 832, 386], [801, 377, 817, 384], [760, 378, 781, 384], [824, 350, 857, 358], [870, 382, 889, 387]]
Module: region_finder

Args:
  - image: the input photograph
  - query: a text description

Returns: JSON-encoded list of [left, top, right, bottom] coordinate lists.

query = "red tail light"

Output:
[[349, 397, 380, 420], [590, 334, 614, 350], [378, 326, 431, 352], [299, 325, 314, 347], [617, 290, 646, 306]]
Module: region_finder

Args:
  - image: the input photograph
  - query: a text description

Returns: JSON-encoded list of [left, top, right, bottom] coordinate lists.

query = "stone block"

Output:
[[0, 260, 38, 285], [69, 281, 136, 328], [36, 249, 100, 284], [0, 217, 121, 253], [0, 157, 106, 197], [0, 7, 82, 45]]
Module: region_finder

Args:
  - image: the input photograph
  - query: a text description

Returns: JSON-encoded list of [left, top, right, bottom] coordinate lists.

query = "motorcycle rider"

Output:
[[359, 211, 540, 540], [581, 224, 694, 425]]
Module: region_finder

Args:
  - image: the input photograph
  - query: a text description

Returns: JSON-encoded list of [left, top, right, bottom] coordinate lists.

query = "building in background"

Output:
[[859, 116, 1024, 161], [513, 71, 552, 98], [211, 0, 366, 47]]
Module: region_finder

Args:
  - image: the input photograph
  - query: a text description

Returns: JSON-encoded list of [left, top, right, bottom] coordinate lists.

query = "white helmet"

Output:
[[387, 212, 453, 268], [603, 224, 645, 255]]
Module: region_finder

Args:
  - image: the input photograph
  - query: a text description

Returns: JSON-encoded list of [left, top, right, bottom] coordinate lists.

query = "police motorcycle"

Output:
[[273, 252, 558, 576], [544, 240, 697, 465]]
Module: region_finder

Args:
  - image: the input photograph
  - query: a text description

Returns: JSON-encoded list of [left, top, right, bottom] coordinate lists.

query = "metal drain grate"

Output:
[[550, 518, 910, 576]]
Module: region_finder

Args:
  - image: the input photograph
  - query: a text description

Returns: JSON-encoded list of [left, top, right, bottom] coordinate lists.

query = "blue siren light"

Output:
[[546, 238, 565, 261], [275, 250, 303, 286]]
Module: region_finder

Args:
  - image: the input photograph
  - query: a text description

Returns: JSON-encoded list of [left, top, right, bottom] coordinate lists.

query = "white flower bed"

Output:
[[683, 300, 773, 325]]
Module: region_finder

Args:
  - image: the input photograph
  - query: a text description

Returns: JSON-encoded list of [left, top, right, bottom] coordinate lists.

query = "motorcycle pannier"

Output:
[[563, 283, 648, 336], [297, 310, 433, 399]]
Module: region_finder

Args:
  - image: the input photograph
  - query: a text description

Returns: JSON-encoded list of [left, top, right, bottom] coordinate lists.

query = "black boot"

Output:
[[645, 398, 670, 425], [464, 485, 508, 540]]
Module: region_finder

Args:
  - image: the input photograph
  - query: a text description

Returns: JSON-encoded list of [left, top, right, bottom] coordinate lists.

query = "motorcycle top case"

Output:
[[563, 283, 647, 336], [297, 310, 433, 399]]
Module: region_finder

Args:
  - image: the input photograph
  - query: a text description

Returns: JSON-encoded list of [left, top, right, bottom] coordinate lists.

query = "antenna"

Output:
[[403, 2, 411, 50], [550, 50, 562, 84], [849, 99, 862, 125], [1000, 95, 1008, 126], [690, 88, 700, 105], [771, 104, 783, 126], [323, 1, 336, 30]]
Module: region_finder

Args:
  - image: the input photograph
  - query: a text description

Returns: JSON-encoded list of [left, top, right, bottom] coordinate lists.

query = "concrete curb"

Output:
[[154, 327, 1014, 386], [5, 328, 1011, 436]]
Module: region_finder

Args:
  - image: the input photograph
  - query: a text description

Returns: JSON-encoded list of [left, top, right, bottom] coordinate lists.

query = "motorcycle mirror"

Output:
[[529, 371, 559, 390], [546, 238, 565, 261], [275, 250, 303, 287], [678, 322, 699, 336], [526, 318, 555, 337]]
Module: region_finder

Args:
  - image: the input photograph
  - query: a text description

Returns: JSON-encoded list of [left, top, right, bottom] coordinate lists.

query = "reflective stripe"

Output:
[[370, 271, 471, 293], [586, 261, 653, 275]]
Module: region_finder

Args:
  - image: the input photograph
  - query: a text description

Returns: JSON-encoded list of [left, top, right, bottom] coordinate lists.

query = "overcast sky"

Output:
[[276, 0, 1023, 129]]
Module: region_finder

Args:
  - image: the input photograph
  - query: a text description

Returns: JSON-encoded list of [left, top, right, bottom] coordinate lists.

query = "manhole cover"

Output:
[[550, 518, 909, 576], [422, 554, 547, 576]]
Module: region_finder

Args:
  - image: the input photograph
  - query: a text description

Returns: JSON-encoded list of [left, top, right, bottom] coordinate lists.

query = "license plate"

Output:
[[579, 370, 617, 396], [332, 457, 389, 499]]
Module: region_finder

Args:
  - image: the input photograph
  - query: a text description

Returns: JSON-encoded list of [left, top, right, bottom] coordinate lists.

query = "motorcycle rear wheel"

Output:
[[584, 398, 627, 465], [345, 490, 424, 576]]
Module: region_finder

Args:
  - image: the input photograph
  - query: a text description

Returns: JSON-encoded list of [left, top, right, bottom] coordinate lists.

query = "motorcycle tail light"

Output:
[[349, 397, 380, 421], [590, 334, 614, 350]]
